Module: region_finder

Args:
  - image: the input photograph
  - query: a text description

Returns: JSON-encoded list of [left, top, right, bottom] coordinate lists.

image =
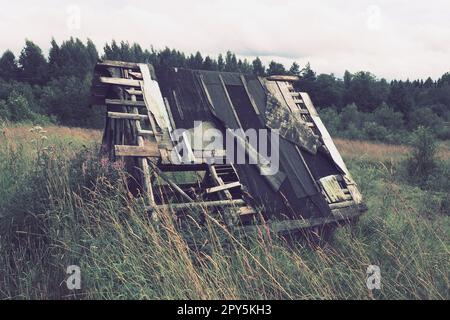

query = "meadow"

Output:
[[0, 124, 448, 299]]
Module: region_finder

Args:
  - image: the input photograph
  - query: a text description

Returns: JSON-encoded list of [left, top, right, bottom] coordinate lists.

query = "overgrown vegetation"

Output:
[[0, 38, 449, 143], [0, 126, 448, 299]]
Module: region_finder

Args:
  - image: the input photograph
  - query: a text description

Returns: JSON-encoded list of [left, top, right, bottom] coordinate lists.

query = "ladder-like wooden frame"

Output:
[[93, 60, 256, 226]]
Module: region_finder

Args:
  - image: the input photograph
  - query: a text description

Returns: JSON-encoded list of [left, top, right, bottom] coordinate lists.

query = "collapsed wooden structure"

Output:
[[91, 60, 366, 234]]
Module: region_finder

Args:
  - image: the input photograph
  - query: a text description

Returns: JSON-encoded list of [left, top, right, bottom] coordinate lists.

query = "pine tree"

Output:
[[266, 61, 286, 75], [252, 57, 265, 76], [217, 54, 225, 71], [0, 50, 20, 81], [18, 40, 49, 85], [289, 62, 300, 75], [203, 56, 218, 70], [224, 51, 238, 72]]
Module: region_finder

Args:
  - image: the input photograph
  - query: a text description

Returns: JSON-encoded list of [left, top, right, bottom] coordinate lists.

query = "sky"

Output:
[[1, 0, 449, 80]]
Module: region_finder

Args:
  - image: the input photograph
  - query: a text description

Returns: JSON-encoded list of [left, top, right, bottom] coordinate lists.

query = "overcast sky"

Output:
[[1, 0, 449, 80]]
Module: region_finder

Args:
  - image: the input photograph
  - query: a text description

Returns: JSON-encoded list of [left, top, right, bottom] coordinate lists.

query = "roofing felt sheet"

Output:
[[155, 66, 340, 219]]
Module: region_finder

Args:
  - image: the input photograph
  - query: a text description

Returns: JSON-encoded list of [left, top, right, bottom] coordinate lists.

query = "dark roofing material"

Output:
[[156, 67, 344, 219]]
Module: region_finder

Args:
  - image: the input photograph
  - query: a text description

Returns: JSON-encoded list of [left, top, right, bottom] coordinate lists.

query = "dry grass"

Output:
[[3, 124, 449, 162], [335, 138, 450, 162], [1, 124, 102, 144]]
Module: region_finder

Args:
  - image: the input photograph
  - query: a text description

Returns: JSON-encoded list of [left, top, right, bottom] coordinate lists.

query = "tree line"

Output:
[[0, 38, 449, 141]]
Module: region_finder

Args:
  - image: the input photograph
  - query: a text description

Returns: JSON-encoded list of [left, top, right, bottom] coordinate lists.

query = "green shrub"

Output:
[[405, 126, 438, 187]]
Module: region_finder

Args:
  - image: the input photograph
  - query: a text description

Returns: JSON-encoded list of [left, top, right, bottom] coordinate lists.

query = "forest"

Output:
[[0, 38, 449, 143]]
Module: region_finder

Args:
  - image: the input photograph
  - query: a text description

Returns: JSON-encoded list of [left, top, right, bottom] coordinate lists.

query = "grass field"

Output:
[[0, 124, 448, 299]]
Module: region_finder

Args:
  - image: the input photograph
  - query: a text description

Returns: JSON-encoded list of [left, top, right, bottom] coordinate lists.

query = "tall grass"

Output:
[[0, 126, 448, 300]]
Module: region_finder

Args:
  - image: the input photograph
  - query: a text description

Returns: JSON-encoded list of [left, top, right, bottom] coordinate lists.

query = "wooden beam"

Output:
[[329, 200, 355, 210], [99, 77, 141, 87], [108, 112, 148, 121], [130, 93, 156, 208], [114, 145, 159, 157], [239, 206, 256, 217], [138, 129, 162, 137], [125, 88, 143, 95], [266, 75, 300, 82], [105, 99, 146, 108], [206, 181, 241, 194], [128, 71, 143, 79], [97, 60, 139, 69], [153, 199, 246, 211]]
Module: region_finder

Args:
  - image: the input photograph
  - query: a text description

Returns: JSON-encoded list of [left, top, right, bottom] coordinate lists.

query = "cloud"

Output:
[[0, 0, 449, 80]]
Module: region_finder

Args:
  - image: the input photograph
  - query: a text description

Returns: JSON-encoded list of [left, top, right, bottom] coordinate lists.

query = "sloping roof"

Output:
[[155, 67, 347, 219], [91, 60, 365, 226]]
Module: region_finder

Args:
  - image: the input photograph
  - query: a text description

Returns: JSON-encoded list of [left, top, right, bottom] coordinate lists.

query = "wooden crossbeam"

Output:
[[125, 88, 143, 95], [99, 77, 141, 87], [206, 181, 241, 194], [239, 206, 256, 217], [105, 99, 146, 107], [97, 60, 139, 69], [108, 112, 148, 120], [153, 199, 246, 211], [128, 71, 143, 79], [137, 129, 162, 137], [329, 200, 355, 210], [266, 75, 300, 82], [114, 145, 159, 157]]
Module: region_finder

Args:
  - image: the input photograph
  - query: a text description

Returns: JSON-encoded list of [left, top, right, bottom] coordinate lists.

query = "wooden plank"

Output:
[[125, 88, 143, 95], [97, 60, 139, 69], [266, 75, 300, 82], [172, 89, 184, 119], [108, 112, 148, 121], [114, 145, 159, 157], [105, 99, 146, 108], [99, 77, 141, 87], [239, 206, 256, 217], [128, 71, 143, 79], [329, 200, 355, 210], [130, 94, 155, 207], [153, 199, 245, 211], [206, 181, 241, 194], [137, 129, 162, 137], [299, 92, 319, 117]]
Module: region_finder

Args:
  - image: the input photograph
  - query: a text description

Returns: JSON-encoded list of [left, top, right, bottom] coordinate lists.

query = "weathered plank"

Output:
[[105, 99, 146, 107], [153, 199, 246, 211], [266, 75, 300, 82], [125, 88, 143, 95], [329, 200, 355, 210], [99, 77, 141, 87], [128, 71, 143, 79], [206, 181, 241, 194], [97, 60, 139, 69], [108, 112, 148, 121], [239, 206, 256, 217], [114, 144, 159, 157]]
